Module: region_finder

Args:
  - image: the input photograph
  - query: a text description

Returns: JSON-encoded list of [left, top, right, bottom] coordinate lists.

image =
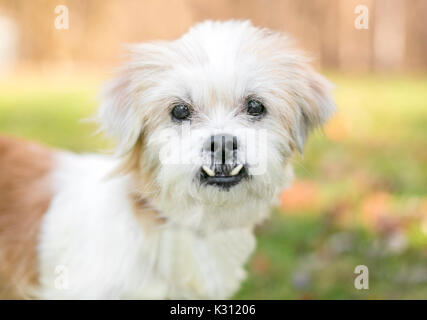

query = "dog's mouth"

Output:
[[199, 164, 248, 190]]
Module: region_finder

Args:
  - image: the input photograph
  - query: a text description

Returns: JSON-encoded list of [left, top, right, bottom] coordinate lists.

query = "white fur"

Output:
[[38, 152, 257, 299], [35, 20, 335, 299]]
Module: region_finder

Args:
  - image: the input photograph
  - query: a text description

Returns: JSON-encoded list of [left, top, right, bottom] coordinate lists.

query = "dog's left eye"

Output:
[[171, 104, 191, 121], [247, 99, 265, 117]]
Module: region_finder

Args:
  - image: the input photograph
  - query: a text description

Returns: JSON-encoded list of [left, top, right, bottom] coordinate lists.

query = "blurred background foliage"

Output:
[[0, 0, 426, 299]]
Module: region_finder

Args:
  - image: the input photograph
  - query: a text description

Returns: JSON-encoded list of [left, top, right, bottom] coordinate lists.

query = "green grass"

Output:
[[0, 78, 110, 152], [236, 213, 427, 299], [1, 73, 426, 299]]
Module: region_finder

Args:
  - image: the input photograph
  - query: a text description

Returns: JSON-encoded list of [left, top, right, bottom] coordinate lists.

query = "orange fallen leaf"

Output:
[[360, 191, 396, 232], [251, 253, 271, 275], [361, 192, 391, 216], [280, 180, 319, 212]]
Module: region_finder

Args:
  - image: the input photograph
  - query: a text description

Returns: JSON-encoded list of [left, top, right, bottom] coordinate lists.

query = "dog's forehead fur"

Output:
[[143, 20, 306, 113]]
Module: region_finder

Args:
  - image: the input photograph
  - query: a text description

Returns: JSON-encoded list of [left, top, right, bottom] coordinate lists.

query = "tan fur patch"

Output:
[[0, 136, 54, 298], [130, 193, 166, 234], [117, 136, 166, 231], [113, 136, 161, 201]]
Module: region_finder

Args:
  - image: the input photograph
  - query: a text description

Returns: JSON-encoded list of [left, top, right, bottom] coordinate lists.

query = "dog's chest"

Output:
[[136, 226, 256, 299], [38, 184, 255, 298]]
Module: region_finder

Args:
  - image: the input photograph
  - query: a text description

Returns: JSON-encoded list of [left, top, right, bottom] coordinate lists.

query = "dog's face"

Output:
[[99, 21, 335, 228]]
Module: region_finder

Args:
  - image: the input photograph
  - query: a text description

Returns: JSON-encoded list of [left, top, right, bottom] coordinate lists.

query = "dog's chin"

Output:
[[154, 165, 278, 229], [194, 169, 274, 210]]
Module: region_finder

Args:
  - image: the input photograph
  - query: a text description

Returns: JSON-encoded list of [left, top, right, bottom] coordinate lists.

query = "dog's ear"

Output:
[[291, 66, 336, 153], [98, 42, 170, 156]]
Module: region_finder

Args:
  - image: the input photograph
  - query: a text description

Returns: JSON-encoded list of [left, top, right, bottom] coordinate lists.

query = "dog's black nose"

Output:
[[203, 134, 237, 165]]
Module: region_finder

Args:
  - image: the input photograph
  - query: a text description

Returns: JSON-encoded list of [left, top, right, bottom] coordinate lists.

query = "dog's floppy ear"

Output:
[[98, 42, 171, 156], [292, 66, 336, 153]]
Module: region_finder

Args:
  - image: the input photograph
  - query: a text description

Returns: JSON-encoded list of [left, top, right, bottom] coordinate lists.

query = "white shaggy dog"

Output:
[[0, 20, 335, 299]]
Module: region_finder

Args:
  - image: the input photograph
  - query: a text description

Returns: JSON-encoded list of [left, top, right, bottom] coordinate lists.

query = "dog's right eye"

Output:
[[171, 104, 191, 121]]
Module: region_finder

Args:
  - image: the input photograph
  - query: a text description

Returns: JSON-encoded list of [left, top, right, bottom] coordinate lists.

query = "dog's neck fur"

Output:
[[129, 178, 261, 298], [131, 196, 257, 298]]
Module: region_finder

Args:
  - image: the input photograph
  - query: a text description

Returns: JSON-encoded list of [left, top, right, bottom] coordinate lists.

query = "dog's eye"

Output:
[[171, 104, 191, 121], [247, 99, 265, 117]]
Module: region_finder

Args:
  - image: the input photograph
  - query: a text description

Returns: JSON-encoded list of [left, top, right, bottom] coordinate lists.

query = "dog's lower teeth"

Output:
[[202, 165, 215, 177], [230, 164, 243, 176]]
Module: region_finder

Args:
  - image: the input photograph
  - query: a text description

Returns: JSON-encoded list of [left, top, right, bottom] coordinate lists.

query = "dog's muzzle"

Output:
[[199, 134, 248, 190]]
